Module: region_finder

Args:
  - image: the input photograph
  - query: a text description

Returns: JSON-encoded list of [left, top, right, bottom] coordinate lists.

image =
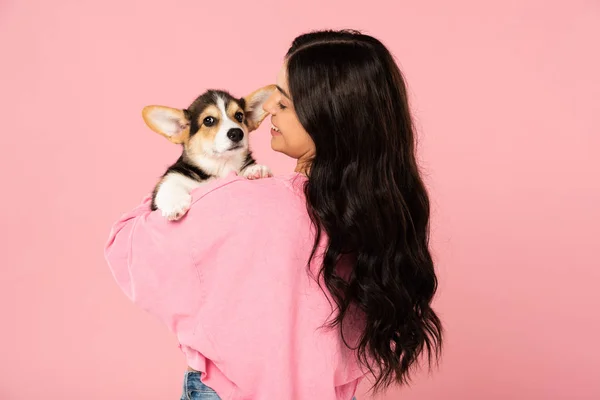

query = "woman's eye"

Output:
[[278, 102, 287, 110], [234, 112, 244, 122], [204, 116, 216, 126]]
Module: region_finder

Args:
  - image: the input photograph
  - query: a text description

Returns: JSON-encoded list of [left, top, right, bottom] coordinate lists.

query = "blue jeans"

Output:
[[180, 370, 357, 399], [180, 371, 220, 400]]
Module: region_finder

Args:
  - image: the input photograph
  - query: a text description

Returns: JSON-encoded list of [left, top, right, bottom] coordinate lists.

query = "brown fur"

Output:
[[244, 85, 275, 131]]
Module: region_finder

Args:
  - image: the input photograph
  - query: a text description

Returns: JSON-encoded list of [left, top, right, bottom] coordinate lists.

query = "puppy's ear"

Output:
[[142, 106, 191, 144], [243, 84, 276, 132]]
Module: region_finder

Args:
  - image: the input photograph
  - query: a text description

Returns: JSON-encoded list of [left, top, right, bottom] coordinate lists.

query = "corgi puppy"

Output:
[[142, 85, 275, 220]]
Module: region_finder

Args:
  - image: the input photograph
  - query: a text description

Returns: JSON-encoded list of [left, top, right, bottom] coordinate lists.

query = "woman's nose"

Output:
[[262, 92, 277, 115]]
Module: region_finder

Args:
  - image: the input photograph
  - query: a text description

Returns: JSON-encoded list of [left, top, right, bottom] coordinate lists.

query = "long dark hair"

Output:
[[286, 30, 443, 393]]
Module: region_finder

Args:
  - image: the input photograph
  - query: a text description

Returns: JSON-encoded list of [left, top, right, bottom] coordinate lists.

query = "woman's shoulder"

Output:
[[183, 171, 309, 233], [188, 171, 307, 208]]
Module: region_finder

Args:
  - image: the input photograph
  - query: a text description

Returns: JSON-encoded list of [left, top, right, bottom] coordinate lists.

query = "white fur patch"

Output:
[[242, 164, 272, 180], [212, 96, 248, 154], [154, 173, 207, 220]]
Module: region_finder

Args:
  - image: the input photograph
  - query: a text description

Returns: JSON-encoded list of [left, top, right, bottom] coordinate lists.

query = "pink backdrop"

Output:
[[1, 1, 598, 399]]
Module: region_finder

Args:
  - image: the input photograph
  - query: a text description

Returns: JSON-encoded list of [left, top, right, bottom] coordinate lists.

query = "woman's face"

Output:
[[262, 64, 315, 170]]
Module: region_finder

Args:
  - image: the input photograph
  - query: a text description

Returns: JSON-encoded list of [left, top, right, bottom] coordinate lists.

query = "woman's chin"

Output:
[[270, 136, 283, 152]]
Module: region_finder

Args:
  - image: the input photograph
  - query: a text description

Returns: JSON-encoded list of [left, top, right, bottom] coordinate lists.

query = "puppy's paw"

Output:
[[155, 189, 192, 221], [242, 164, 273, 180]]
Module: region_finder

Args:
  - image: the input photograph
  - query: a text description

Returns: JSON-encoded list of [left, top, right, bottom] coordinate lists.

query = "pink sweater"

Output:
[[104, 171, 366, 400]]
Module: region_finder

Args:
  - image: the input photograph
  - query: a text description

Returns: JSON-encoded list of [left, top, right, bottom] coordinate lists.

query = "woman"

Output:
[[105, 29, 443, 400]]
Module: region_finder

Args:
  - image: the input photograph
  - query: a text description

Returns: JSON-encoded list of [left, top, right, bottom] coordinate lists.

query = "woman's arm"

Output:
[[104, 192, 203, 332], [104, 169, 244, 327]]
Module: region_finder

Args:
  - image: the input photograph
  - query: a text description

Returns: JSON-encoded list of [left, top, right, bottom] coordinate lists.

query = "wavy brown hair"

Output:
[[286, 30, 443, 393]]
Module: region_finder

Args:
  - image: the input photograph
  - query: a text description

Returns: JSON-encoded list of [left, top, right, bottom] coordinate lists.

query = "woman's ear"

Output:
[[243, 84, 276, 131], [141, 105, 191, 144]]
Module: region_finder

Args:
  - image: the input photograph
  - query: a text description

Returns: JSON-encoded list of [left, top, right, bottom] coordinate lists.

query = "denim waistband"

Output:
[[180, 370, 358, 400], [180, 371, 221, 400]]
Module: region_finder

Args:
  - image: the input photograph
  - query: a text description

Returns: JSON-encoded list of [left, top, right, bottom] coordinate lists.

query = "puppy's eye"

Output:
[[234, 112, 244, 123], [203, 116, 216, 127]]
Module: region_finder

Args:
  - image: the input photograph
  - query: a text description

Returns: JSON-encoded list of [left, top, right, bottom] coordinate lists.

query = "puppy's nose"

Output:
[[227, 128, 244, 143]]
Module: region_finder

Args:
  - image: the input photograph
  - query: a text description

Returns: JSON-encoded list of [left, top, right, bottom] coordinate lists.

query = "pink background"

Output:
[[1, 1, 598, 399]]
